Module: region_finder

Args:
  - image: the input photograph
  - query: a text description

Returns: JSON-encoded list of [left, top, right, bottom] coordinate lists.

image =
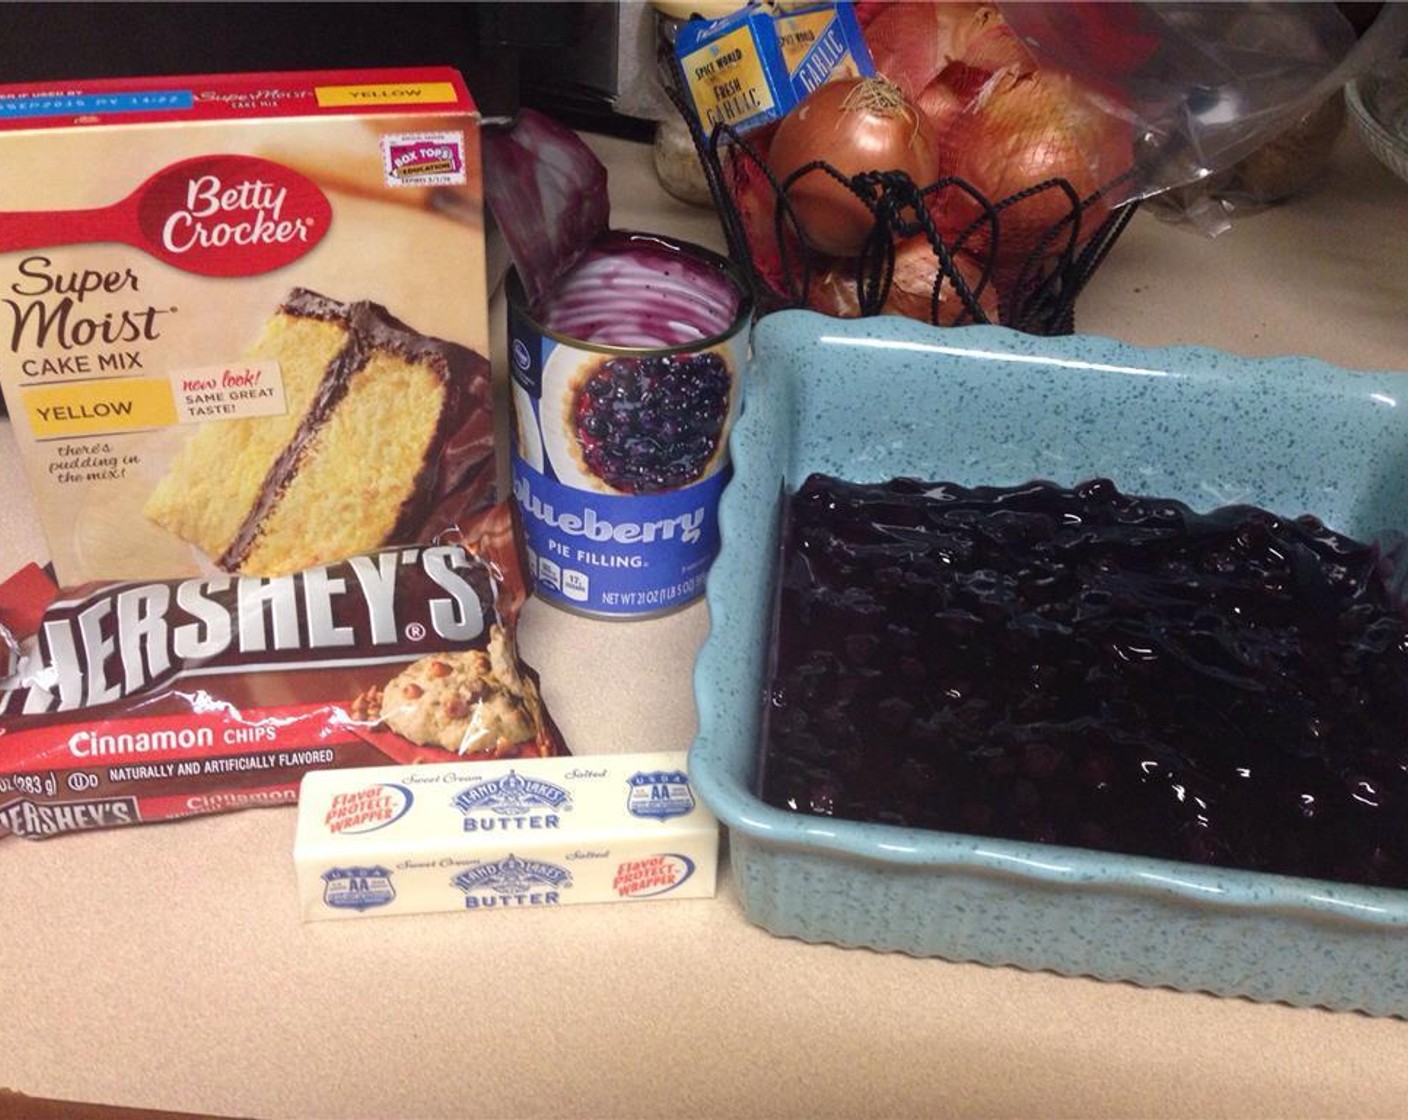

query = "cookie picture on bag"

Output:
[[351, 625, 563, 761]]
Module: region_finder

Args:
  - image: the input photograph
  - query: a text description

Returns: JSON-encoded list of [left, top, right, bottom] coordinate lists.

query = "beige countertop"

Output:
[[4, 128, 1408, 1120]]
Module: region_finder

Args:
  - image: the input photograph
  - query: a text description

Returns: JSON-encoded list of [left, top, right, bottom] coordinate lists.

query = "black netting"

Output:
[[667, 80, 1138, 337]]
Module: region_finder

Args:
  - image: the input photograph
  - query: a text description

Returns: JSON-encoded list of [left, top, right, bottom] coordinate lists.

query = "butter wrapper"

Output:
[[294, 751, 718, 920], [674, 1, 873, 135]]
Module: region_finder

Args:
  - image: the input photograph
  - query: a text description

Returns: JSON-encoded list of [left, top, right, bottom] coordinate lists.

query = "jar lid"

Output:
[[649, 1, 744, 22]]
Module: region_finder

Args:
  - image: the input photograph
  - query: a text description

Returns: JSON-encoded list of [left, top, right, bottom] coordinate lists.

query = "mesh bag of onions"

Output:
[[701, 2, 1142, 336], [677, 0, 1405, 336]]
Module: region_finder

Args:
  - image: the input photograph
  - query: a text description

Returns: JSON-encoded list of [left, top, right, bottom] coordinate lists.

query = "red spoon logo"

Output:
[[0, 154, 332, 277]]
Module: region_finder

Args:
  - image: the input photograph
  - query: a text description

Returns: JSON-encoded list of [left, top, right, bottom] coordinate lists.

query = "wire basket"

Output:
[[668, 85, 1138, 337]]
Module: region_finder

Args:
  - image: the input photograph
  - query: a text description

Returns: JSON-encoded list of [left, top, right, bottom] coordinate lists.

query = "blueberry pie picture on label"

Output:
[[563, 350, 733, 494]]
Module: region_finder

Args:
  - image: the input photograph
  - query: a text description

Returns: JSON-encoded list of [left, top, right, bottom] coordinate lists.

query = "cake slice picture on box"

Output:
[[143, 287, 495, 577]]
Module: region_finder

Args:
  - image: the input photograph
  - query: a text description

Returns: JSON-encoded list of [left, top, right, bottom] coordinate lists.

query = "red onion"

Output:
[[482, 109, 609, 311]]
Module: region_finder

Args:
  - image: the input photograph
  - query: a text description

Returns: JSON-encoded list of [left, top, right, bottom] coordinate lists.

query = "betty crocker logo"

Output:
[[136, 154, 332, 276], [0, 154, 331, 277]]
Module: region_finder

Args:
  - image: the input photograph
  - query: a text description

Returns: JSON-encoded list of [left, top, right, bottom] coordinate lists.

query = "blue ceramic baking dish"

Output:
[[689, 309, 1408, 1016]]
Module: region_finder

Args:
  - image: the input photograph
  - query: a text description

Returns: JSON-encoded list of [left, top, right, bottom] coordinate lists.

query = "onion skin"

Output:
[[727, 126, 799, 300], [960, 20, 1036, 76], [861, 3, 996, 99], [807, 260, 866, 319], [912, 65, 968, 142], [808, 241, 1000, 327], [883, 237, 1001, 324], [916, 60, 987, 139], [768, 77, 939, 258]]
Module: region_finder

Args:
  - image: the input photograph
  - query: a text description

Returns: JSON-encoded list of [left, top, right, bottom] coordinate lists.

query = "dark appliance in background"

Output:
[[517, 1, 661, 139]]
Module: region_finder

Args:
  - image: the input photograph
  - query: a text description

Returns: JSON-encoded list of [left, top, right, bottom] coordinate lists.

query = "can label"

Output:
[[508, 281, 747, 618]]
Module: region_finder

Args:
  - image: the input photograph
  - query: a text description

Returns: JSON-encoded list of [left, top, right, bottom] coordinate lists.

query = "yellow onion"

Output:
[[938, 69, 1133, 276], [916, 71, 969, 145], [862, 3, 1002, 99], [768, 77, 939, 258], [883, 237, 1001, 325], [807, 240, 1000, 327], [960, 19, 1037, 76]]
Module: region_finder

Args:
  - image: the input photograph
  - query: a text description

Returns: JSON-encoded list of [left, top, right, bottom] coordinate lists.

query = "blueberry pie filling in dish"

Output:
[[567, 350, 732, 494], [761, 472, 1408, 889]]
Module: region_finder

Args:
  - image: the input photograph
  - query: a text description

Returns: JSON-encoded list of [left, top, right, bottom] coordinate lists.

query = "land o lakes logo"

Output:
[[451, 770, 571, 833], [452, 853, 572, 909]]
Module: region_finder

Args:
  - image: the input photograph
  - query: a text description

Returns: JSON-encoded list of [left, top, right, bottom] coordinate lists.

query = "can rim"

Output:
[[507, 229, 755, 355]]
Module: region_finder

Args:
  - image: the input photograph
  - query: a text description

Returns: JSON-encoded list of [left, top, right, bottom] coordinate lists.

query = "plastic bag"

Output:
[[863, 1, 1408, 212], [678, 1, 1408, 332], [1000, 1, 1408, 231], [1143, 93, 1348, 236]]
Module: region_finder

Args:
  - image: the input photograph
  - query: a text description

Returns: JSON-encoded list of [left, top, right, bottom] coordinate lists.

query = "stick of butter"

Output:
[[294, 751, 719, 920]]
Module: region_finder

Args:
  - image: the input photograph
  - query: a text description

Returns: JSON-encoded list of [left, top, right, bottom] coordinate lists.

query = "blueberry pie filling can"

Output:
[[508, 231, 751, 619]]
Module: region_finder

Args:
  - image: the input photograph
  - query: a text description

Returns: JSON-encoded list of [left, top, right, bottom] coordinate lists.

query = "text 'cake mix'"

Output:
[[0, 68, 495, 584], [0, 68, 566, 838]]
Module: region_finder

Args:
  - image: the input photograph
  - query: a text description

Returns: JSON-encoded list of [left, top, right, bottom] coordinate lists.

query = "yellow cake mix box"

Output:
[[0, 68, 495, 586]]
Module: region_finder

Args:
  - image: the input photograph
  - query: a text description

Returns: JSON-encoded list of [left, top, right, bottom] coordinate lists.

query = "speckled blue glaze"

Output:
[[690, 310, 1408, 1017]]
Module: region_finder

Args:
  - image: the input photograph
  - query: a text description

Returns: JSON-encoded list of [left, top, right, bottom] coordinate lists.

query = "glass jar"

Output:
[[649, 1, 741, 207]]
